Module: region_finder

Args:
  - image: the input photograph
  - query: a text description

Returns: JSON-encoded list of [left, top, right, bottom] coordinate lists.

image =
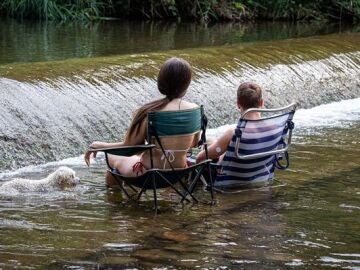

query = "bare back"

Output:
[[142, 98, 199, 169]]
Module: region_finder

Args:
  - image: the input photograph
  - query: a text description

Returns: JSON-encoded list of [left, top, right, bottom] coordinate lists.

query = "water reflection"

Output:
[[0, 127, 359, 269], [1, 19, 358, 64]]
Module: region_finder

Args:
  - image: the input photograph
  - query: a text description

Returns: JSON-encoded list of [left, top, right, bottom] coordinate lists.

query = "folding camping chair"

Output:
[[95, 106, 214, 212], [212, 103, 296, 189]]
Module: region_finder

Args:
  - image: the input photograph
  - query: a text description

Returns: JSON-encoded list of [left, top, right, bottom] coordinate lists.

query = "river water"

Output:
[[0, 20, 359, 269]]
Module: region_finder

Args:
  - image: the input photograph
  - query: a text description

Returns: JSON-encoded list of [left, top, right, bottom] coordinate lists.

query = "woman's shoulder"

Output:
[[181, 100, 199, 109], [161, 99, 199, 111]]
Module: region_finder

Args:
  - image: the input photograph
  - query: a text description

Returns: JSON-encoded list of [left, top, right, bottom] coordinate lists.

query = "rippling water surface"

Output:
[[0, 101, 359, 269], [0, 20, 359, 269]]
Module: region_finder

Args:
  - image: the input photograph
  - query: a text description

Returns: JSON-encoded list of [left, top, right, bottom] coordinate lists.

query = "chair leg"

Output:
[[189, 167, 204, 194], [151, 174, 159, 213], [180, 167, 203, 204], [178, 178, 198, 203], [121, 184, 132, 199], [206, 163, 215, 205], [136, 175, 150, 201], [113, 176, 132, 199], [127, 184, 138, 193], [154, 171, 190, 203]]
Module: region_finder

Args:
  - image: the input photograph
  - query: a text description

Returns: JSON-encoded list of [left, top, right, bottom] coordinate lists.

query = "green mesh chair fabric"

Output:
[[147, 107, 202, 137]]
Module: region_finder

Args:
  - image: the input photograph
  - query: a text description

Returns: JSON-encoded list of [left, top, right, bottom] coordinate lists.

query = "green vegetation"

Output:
[[0, 0, 359, 22], [0, 0, 113, 21]]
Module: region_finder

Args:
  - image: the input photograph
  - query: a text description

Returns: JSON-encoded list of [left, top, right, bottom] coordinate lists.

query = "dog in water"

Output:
[[0, 166, 80, 194]]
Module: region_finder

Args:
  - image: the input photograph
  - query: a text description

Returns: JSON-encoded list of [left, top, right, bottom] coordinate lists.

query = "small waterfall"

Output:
[[0, 33, 360, 171]]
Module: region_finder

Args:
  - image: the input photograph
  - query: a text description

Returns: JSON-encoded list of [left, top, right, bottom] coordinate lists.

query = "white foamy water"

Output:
[[320, 256, 360, 264], [0, 156, 85, 180], [293, 98, 360, 128], [285, 259, 304, 266], [1, 98, 359, 180], [0, 152, 107, 181], [285, 239, 331, 249], [207, 98, 360, 139]]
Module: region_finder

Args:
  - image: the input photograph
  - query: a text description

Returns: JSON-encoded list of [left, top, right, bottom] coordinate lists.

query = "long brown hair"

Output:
[[126, 57, 192, 139]]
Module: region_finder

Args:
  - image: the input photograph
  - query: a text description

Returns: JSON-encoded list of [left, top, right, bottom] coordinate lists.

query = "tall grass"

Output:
[[1, 0, 359, 22], [0, 0, 113, 21], [250, 0, 360, 21]]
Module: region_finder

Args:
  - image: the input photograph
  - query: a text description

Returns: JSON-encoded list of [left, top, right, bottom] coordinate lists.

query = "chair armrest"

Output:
[[234, 145, 289, 160], [90, 144, 156, 157]]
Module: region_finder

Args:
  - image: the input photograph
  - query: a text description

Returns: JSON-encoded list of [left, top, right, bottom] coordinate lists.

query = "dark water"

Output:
[[0, 20, 359, 269], [0, 19, 358, 64]]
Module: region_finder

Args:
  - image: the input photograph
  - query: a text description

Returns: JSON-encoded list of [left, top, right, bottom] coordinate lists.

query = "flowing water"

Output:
[[0, 20, 359, 269]]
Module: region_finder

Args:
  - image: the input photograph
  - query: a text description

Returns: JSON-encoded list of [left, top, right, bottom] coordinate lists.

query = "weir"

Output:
[[0, 32, 360, 171]]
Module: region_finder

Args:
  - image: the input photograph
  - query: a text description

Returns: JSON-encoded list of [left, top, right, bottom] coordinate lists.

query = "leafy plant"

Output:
[[0, 0, 359, 21]]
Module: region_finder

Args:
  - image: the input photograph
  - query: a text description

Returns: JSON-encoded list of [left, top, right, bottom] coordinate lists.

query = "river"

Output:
[[0, 19, 359, 269]]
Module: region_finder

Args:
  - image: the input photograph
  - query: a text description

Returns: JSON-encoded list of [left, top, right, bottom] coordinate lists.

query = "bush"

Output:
[[1, 0, 359, 22]]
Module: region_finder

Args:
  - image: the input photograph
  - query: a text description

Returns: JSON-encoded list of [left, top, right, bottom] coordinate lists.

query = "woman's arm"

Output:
[[84, 119, 147, 166], [190, 132, 201, 148], [196, 128, 234, 163], [89, 141, 125, 149], [123, 118, 147, 145]]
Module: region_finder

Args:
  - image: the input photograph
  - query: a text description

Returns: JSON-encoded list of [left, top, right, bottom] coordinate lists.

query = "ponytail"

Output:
[[125, 98, 170, 140], [125, 57, 192, 141]]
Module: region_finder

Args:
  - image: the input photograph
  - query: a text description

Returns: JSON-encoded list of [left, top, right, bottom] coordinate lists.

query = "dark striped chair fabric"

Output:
[[215, 112, 294, 187]]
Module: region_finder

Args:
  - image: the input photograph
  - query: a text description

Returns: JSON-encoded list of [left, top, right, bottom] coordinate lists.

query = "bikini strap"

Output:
[[149, 125, 176, 171], [178, 97, 183, 110]]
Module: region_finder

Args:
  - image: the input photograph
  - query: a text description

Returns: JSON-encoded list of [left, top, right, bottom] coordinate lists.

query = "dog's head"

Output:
[[50, 166, 80, 189]]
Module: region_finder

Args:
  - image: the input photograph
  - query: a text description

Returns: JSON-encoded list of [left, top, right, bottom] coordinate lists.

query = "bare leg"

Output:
[[105, 155, 144, 188], [109, 155, 143, 177], [105, 171, 121, 189]]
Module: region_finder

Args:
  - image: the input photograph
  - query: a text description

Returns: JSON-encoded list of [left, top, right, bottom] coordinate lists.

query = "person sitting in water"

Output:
[[196, 82, 264, 164], [84, 57, 199, 188]]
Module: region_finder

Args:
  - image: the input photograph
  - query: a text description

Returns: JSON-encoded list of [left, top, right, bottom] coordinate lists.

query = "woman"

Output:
[[85, 57, 199, 187]]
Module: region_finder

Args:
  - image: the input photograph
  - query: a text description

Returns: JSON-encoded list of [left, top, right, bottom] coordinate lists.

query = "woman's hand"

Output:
[[84, 141, 104, 167], [84, 141, 125, 166], [84, 149, 97, 167]]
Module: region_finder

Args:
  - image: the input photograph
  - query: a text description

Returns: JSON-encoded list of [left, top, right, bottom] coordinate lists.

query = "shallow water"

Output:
[[0, 102, 359, 269]]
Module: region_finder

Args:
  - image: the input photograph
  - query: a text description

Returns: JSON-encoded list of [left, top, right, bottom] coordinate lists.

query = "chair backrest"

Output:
[[147, 107, 202, 138], [215, 103, 296, 187], [146, 106, 207, 169]]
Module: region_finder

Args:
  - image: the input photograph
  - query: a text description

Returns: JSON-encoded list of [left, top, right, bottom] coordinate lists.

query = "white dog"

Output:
[[0, 166, 80, 194]]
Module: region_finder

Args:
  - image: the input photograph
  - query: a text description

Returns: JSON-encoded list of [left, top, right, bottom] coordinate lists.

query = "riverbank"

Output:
[[1, 0, 359, 22]]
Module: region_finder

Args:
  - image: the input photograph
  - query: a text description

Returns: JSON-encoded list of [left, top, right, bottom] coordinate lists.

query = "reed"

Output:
[[0, 0, 113, 21], [0, 0, 359, 22]]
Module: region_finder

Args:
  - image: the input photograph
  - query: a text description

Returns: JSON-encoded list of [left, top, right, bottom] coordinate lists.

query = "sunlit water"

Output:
[[0, 20, 359, 269], [0, 100, 359, 269], [1, 32, 360, 170]]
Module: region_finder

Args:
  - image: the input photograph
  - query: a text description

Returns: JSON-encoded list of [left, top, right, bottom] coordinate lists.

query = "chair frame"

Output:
[[234, 103, 297, 160], [96, 106, 214, 212], [210, 103, 297, 189]]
